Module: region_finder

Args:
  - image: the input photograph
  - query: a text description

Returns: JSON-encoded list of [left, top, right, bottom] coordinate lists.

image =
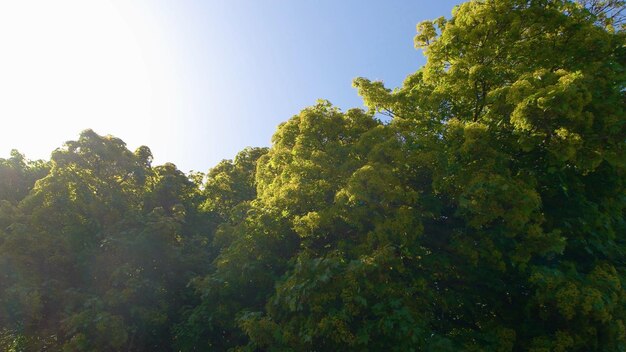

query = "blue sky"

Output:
[[0, 0, 462, 172]]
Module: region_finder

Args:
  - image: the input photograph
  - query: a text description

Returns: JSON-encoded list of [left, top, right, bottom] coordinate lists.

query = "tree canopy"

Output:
[[1, 0, 624, 350]]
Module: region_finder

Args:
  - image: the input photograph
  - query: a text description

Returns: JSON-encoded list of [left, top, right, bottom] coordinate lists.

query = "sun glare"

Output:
[[0, 1, 181, 162]]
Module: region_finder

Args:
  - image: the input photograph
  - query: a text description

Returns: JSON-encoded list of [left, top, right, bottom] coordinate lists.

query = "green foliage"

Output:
[[0, 150, 49, 204], [1, 0, 625, 350], [0, 130, 214, 350]]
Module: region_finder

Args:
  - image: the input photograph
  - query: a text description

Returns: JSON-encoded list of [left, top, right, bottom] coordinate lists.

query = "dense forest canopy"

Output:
[[1, 0, 625, 350]]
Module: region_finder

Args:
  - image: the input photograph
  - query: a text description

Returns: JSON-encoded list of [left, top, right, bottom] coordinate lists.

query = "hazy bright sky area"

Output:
[[0, 0, 462, 172]]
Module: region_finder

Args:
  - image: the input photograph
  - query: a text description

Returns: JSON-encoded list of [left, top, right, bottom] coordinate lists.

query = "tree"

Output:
[[0, 150, 49, 204], [354, 0, 625, 349], [0, 130, 210, 350]]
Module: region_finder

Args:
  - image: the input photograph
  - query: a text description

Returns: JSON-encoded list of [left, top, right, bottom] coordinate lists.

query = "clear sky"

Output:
[[0, 0, 462, 172]]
